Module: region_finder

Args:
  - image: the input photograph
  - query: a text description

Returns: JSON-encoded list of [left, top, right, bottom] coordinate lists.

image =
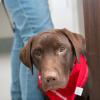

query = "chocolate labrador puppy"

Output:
[[20, 28, 90, 100]]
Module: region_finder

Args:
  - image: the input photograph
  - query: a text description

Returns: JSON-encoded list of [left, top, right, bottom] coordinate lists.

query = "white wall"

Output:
[[49, 0, 85, 35]]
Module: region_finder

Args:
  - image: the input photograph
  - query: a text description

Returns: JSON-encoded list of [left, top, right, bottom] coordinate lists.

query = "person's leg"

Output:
[[11, 32, 45, 100], [11, 32, 23, 100], [4, 0, 53, 99], [4, 0, 54, 43]]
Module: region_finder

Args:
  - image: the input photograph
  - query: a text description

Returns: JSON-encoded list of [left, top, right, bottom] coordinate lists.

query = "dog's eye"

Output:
[[59, 46, 66, 52], [56, 45, 66, 55], [34, 49, 42, 58]]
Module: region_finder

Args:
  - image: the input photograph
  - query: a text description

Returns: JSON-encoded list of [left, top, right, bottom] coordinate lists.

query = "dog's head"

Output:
[[20, 28, 86, 91]]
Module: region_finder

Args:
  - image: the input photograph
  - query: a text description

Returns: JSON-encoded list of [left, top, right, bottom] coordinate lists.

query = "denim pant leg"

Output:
[[4, 0, 53, 100], [11, 32, 45, 100], [11, 33, 23, 100], [11, 32, 47, 100]]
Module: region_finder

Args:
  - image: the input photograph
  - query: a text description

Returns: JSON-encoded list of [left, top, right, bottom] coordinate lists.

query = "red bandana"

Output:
[[38, 55, 88, 100]]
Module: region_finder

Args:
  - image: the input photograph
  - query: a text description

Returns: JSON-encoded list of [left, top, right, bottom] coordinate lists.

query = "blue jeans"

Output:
[[4, 0, 53, 100]]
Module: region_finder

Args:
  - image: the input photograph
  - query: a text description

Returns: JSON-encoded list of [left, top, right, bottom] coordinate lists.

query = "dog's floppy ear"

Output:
[[20, 37, 34, 73], [59, 28, 86, 63]]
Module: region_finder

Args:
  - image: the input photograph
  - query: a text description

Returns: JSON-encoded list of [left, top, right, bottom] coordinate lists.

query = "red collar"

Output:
[[38, 55, 88, 100]]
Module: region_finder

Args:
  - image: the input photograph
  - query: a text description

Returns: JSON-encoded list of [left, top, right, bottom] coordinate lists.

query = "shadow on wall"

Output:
[[0, 38, 13, 54], [0, 2, 13, 38], [0, 2, 13, 54]]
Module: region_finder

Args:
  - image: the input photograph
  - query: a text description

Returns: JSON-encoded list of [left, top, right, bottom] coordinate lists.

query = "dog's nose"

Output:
[[44, 72, 58, 85], [46, 76, 56, 83]]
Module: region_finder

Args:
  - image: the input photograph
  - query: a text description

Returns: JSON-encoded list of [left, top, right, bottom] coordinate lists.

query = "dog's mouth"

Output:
[[42, 83, 67, 92]]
